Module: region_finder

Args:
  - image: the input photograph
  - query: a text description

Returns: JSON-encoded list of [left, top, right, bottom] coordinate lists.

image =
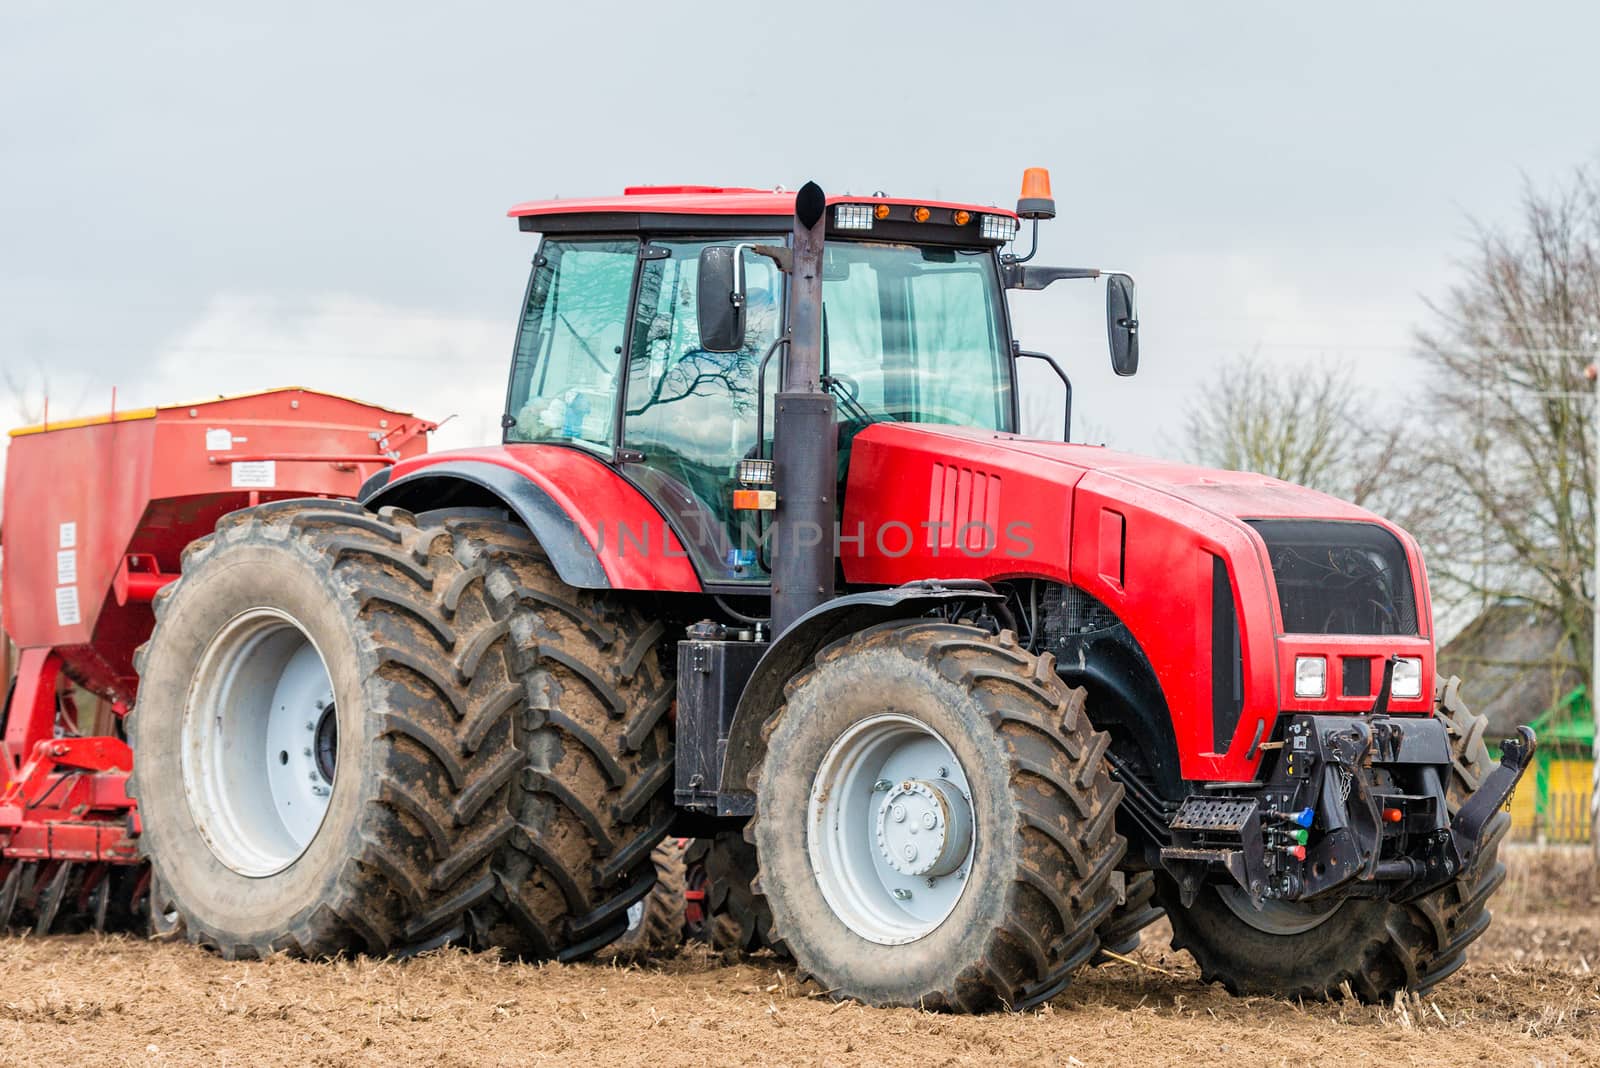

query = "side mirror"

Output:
[[1105, 273, 1139, 376], [697, 245, 747, 353]]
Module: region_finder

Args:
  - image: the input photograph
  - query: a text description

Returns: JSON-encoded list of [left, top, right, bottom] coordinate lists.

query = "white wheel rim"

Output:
[[181, 608, 339, 877], [807, 714, 975, 945]]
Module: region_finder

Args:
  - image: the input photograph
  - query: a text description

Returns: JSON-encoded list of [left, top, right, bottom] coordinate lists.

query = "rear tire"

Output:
[[749, 622, 1125, 1011], [685, 833, 783, 957], [130, 501, 674, 961], [604, 838, 687, 958], [1092, 870, 1163, 960], [131, 501, 530, 957], [1157, 676, 1509, 1001]]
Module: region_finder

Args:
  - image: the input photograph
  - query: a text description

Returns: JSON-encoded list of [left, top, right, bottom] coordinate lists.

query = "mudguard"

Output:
[[359, 446, 701, 593], [715, 580, 1006, 804]]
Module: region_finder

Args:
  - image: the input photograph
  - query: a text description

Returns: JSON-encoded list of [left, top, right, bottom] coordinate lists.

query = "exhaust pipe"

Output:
[[769, 181, 837, 637]]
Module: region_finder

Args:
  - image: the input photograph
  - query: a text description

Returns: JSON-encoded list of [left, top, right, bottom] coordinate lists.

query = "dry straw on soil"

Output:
[[1, 845, 1596, 1067]]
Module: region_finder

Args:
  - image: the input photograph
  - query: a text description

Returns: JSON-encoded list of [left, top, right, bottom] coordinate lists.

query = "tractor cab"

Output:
[[499, 179, 1126, 587]]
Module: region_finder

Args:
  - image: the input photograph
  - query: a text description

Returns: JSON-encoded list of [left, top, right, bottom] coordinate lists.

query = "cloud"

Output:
[[142, 293, 511, 452]]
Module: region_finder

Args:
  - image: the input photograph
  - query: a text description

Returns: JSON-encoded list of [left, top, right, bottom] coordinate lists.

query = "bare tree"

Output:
[[1413, 168, 1600, 692], [1183, 353, 1407, 509], [2, 365, 49, 426]]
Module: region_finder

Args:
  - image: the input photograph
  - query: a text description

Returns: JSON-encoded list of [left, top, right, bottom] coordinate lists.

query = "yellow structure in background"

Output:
[[1505, 690, 1593, 844]]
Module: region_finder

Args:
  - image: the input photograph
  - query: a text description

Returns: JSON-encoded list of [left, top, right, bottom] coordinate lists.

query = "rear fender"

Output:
[[360, 452, 700, 592], [716, 581, 1005, 799]]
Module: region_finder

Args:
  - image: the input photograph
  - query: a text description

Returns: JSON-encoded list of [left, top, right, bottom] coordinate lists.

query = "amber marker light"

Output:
[[912, 206, 931, 223], [952, 209, 972, 225], [874, 203, 891, 220]]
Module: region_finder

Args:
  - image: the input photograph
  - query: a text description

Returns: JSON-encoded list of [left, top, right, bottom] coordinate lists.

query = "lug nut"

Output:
[[873, 779, 891, 792], [920, 812, 937, 830], [892, 804, 906, 823]]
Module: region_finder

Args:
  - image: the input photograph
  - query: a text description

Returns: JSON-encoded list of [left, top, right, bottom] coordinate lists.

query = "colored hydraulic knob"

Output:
[[1289, 827, 1310, 846], [1284, 844, 1308, 862], [1382, 807, 1404, 824], [1270, 807, 1315, 828], [1274, 806, 1315, 828]]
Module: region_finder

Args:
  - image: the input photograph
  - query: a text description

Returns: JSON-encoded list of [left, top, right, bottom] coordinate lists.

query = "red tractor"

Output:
[[114, 173, 1531, 1010]]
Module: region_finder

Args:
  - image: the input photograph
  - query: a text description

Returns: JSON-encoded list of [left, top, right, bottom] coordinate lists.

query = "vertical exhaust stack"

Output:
[[770, 181, 837, 636]]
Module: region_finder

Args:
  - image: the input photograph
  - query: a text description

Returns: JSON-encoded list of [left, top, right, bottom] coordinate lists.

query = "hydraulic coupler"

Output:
[[1160, 715, 1536, 908]]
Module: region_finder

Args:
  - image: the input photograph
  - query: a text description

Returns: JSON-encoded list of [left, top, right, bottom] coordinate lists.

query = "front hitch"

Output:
[[1450, 725, 1537, 863], [1157, 716, 1537, 908]]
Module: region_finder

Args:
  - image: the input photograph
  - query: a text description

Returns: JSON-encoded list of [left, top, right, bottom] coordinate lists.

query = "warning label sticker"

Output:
[[231, 460, 277, 488], [59, 521, 77, 548], [55, 585, 81, 627], [57, 548, 77, 585], [206, 428, 233, 452]]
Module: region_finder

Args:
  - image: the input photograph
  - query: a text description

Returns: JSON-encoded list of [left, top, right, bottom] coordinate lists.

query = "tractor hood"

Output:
[[840, 420, 1413, 595], [929, 426, 1378, 524], [840, 421, 1436, 786], [842, 422, 1386, 539]]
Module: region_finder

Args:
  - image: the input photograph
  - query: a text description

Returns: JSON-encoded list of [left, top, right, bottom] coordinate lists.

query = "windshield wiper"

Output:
[[822, 375, 878, 427]]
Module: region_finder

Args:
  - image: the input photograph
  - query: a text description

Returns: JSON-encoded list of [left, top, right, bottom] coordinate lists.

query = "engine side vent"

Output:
[[927, 463, 1002, 553]]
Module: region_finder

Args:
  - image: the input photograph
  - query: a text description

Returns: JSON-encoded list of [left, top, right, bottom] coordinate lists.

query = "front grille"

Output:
[[1247, 520, 1418, 636], [1342, 656, 1373, 697]]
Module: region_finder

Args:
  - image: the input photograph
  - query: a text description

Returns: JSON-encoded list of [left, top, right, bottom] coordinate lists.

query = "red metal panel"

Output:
[[386, 444, 702, 592], [2, 388, 433, 699], [841, 423, 1436, 784], [508, 190, 1018, 221]]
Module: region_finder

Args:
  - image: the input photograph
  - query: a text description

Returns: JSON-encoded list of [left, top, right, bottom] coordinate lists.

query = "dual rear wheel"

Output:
[[129, 502, 673, 960]]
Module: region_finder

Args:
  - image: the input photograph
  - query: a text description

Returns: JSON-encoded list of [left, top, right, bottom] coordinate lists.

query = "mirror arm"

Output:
[[1003, 264, 1103, 291], [751, 244, 792, 273], [1014, 349, 1074, 442]]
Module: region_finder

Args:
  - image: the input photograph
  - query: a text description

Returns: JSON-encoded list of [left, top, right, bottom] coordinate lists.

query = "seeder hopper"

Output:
[[0, 388, 432, 932]]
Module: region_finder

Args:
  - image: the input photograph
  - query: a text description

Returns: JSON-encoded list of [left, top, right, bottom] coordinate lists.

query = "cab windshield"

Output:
[[502, 235, 1015, 584], [821, 241, 1012, 431]]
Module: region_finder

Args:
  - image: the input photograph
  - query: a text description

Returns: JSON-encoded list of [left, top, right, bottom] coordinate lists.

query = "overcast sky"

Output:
[[3, 2, 1598, 463]]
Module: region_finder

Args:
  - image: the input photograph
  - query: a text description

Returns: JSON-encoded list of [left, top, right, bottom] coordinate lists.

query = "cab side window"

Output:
[[623, 239, 785, 580], [505, 239, 637, 451]]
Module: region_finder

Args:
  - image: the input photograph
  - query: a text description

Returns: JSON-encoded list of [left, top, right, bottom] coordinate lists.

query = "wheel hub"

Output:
[[806, 714, 977, 945], [875, 779, 972, 878], [182, 608, 340, 877]]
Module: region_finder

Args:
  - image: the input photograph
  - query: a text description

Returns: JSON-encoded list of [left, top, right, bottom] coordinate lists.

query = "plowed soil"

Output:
[[2, 847, 1596, 1067]]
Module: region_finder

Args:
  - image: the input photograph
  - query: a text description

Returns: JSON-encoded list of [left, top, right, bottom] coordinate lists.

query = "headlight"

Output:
[[1294, 656, 1326, 698], [1391, 657, 1423, 699]]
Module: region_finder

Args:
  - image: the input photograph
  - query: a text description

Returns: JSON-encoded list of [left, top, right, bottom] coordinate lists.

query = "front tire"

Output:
[[749, 622, 1126, 1011], [1157, 676, 1509, 1001]]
